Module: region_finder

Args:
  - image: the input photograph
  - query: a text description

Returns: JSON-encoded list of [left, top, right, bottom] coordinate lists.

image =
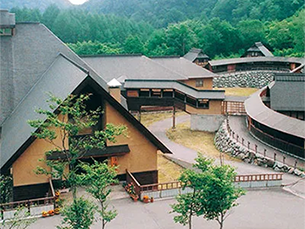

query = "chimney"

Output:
[[107, 78, 122, 103], [0, 9, 16, 36]]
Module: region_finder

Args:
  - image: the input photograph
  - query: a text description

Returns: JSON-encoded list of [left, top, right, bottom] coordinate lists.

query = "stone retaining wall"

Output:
[[214, 119, 305, 177], [213, 71, 274, 88]]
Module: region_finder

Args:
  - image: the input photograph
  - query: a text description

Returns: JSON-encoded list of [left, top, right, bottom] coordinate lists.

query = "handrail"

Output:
[[235, 173, 282, 182]]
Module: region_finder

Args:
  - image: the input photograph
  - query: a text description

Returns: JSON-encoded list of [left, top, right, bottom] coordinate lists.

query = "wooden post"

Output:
[[172, 106, 176, 129], [138, 108, 141, 122], [255, 144, 257, 153], [237, 135, 239, 142], [247, 141, 250, 149], [274, 153, 276, 161], [264, 149, 266, 158], [294, 160, 297, 169], [283, 156, 286, 165], [242, 138, 244, 146]]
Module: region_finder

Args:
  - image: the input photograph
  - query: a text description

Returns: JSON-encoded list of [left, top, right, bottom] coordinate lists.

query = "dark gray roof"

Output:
[[0, 10, 15, 28], [82, 55, 188, 82], [124, 79, 225, 100], [183, 48, 210, 62], [245, 88, 305, 139], [0, 21, 173, 171], [0, 55, 89, 169], [270, 73, 305, 111], [208, 56, 305, 67], [247, 42, 273, 57], [0, 22, 106, 126], [151, 57, 216, 79]]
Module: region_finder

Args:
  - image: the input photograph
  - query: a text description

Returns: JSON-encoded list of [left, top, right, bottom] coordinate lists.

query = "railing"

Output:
[[126, 170, 141, 196], [225, 118, 302, 168], [0, 179, 56, 219], [250, 124, 305, 159], [235, 173, 282, 182], [140, 181, 181, 192]]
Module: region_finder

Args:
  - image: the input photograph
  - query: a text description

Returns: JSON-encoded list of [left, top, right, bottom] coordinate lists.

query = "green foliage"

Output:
[[28, 93, 126, 198], [171, 154, 245, 229], [57, 197, 96, 229], [0, 175, 12, 204], [1, 206, 37, 229], [79, 160, 118, 229], [10, 2, 304, 58]]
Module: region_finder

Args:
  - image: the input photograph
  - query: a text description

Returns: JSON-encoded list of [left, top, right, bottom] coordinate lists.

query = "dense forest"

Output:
[[8, 0, 305, 58]]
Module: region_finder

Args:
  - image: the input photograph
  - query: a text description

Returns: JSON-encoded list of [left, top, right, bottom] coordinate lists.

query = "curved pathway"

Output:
[[148, 114, 305, 197]]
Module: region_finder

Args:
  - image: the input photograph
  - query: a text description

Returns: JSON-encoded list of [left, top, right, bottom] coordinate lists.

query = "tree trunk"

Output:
[[188, 214, 192, 229]]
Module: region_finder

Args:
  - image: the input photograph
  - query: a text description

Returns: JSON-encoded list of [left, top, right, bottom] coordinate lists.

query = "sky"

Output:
[[68, 0, 88, 5]]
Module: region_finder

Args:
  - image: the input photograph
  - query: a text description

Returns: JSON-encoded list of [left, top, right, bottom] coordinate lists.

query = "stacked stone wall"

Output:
[[214, 119, 304, 177], [213, 71, 275, 88]]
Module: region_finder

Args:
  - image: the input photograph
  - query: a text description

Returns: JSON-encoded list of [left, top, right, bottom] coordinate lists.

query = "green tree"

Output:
[[58, 197, 96, 229], [172, 154, 245, 229], [123, 35, 144, 54], [28, 93, 126, 199], [42, 4, 60, 30], [80, 160, 118, 229], [1, 206, 36, 229]]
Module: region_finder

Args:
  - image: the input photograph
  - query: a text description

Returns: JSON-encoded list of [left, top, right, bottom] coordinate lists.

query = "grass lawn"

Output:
[[166, 121, 238, 162], [157, 152, 184, 183], [215, 87, 258, 97], [140, 110, 184, 127]]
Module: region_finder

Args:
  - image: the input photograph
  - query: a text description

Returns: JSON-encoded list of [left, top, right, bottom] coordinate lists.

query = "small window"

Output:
[[151, 89, 161, 97], [196, 79, 203, 87], [0, 28, 12, 36], [163, 89, 173, 97], [198, 99, 209, 109], [139, 89, 149, 97], [127, 90, 139, 97]]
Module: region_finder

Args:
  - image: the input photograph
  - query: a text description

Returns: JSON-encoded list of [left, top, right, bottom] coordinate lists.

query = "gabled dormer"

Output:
[[0, 9, 15, 36]]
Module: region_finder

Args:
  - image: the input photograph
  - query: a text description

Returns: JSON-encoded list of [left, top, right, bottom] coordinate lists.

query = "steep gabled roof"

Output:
[[0, 21, 107, 126], [270, 73, 305, 111], [82, 55, 188, 82], [183, 48, 210, 62], [246, 42, 273, 57], [151, 57, 216, 79], [0, 21, 172, 172]]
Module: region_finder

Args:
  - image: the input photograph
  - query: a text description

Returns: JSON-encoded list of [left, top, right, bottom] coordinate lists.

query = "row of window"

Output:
[[127, 89, 209, 109]]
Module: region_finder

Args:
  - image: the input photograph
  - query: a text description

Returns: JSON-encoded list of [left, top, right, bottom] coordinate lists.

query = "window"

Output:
[[163, 89, 173, 97], [198, 99, 209, 109], [151, 89, 161, 97], [139, 89, 149, 97], [0, 28, 12, 36], [127, 90, 139, 97], [196, 79, 203, 87]]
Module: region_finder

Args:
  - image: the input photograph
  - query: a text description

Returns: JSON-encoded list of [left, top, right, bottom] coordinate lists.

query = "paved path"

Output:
[[148, 114, 305, 196], [228, 116, 305, 169], [29, 187, 305, 229]]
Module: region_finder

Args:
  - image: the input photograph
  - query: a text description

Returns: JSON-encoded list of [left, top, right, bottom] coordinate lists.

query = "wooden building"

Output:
[[0, 11, 171, 201], [206, 56, 304, 73], [244, 73, 305, 158], [183, 48, 211, 67], [241, 42, 274, 57]]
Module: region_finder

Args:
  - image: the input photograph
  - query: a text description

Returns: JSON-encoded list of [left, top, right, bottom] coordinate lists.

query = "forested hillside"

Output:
[[0, 0, 72, 10], [7, 0, 305, 58], [82, 0, 304, 27]]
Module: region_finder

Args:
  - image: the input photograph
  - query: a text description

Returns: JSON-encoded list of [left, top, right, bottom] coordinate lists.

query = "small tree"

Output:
[[199, 163, 245, 229], [57, 197, 96, 229], [1, 206, 36, 229], [80, 159, 118, 229], [28, 93, 126, 199], [171, 158, 213, 229], [171, 154, 245, 229]]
